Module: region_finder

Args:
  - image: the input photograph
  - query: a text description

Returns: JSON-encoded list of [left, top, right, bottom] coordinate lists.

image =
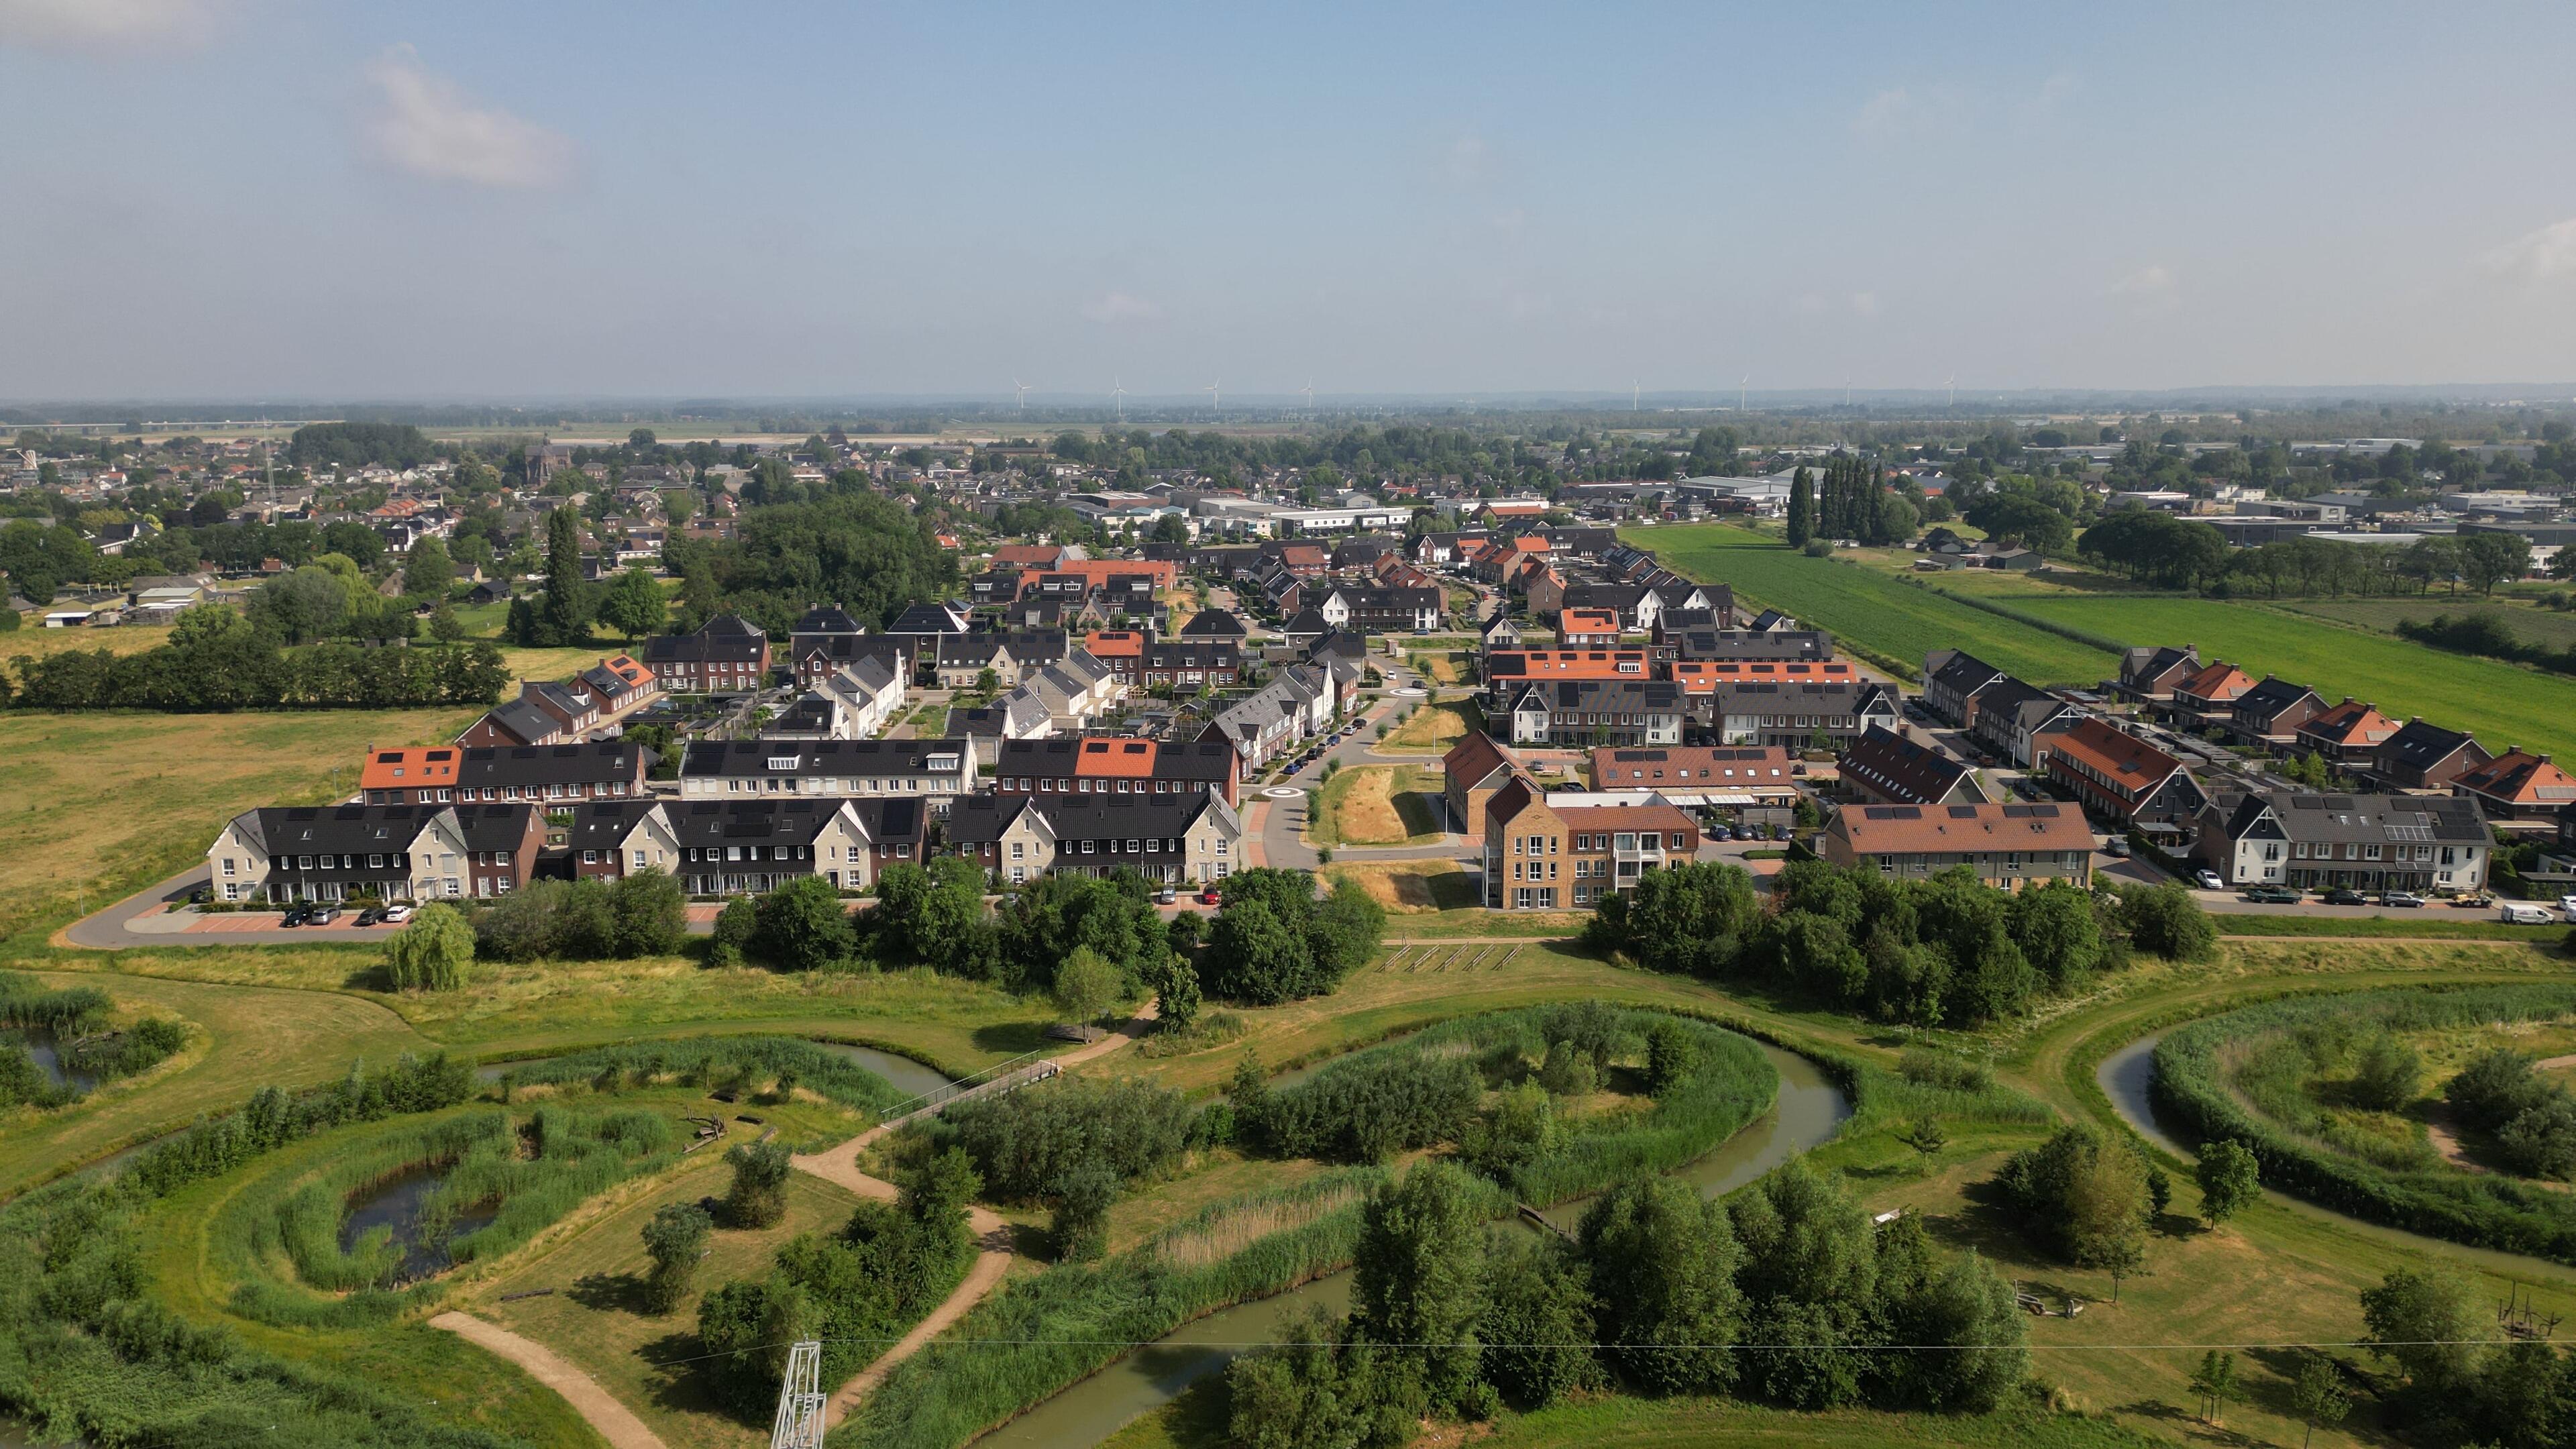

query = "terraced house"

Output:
[[2031, 715, 2207, 843], [943, 790, 1243, 886], [641, 614, 770, 694], [678, 738, 975, 810], [2197, 790, 2489, 893], [993, 736, 1244, 807], [669, 798, 877, 895], [1705, 680, 1900, 750], [1820, 802, 2094, 890], [359, 741, 654, 805], [1503, 679, 1687, 747], [207, 804, 484, 904]]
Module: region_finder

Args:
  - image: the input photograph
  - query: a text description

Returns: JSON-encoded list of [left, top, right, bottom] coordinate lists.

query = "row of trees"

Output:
[[1786, 456, 1918, 548], [1227, 1158, 2028, 1448], [6, 613, 507, 711], [2080, 509, 2536, 598], [1584, 860, 2213, 1029]]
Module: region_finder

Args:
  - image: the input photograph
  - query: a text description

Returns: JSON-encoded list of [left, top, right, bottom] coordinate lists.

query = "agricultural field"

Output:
[[1627, 525, 2118, 684], [0, 620, 177, 663], [2274, 594, 2576, 651], [1303, 763, 1444, 847]]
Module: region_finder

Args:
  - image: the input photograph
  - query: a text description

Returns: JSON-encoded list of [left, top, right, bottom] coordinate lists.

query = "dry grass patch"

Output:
[[1148, 1181, 1366, 1273], [1324, 861, 1479, 914], [1307, 765, 1443, 847], [0, 623, 175, 662], [1379, 700, 1478, 753]]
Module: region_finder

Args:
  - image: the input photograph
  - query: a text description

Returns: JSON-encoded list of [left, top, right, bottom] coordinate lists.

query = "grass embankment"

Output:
[[1303, 763, 1444, 847], [1322, 859, 1481, 914], [0, 706, 480, 941], [2216, 914, 2560, 941]]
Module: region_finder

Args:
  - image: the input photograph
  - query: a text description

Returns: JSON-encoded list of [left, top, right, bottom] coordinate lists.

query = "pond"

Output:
[[340, 1166, 500, 1283], [11, 1031, 95, 1095], [982, 1039, 1850, 1449]]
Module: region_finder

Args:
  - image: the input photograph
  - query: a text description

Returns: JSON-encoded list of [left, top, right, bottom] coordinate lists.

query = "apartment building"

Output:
[[1482, 777, 1698, 910], [1820, 802, 2094, 890]]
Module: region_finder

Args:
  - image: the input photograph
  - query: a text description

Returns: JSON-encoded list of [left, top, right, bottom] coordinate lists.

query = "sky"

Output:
[[3, 0, 2574, 402]]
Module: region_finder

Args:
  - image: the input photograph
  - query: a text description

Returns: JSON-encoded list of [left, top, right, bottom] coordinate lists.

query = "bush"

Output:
[[710, 895, 757, 966], [926, 1076, 1193, 1201], [752, 875, 857, 971], [2350, 1032, 2422, 1111], [495, 1034, 912, 1117], [383, 902, 472, 990], [724, 1140, 794, 1228], [1199, 868, 1386, 1005], [641, 1201, 714, 1314]]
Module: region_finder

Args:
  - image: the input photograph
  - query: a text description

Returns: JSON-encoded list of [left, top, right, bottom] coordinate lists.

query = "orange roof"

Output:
[[1554, 804, 1699, 835], [1483, 500, 1547, 516], [2042, 716, 2183, 789], [600, 654, 654, 687], [1051, 558, 1179, 586], [1083, 630, 1145, 659], [1666, 660, 1855, 692], [2299, 698, 2398, 748], [1559, 608, 1621, 635], [1071, 737, 1160, 778], [1485, 649, 1651, 680], [2176, 661, 2254, 702], [361, 746, 461, 790], [1833, 802, 2094, 856], [1443, 730, 1521, 787], [2453, 749, 2576, 805]]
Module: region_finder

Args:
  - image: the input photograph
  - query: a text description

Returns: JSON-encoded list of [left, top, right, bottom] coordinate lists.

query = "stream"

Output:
[[2096, 1031, 2576, 1280], [976, 1040, 1851, 1449]]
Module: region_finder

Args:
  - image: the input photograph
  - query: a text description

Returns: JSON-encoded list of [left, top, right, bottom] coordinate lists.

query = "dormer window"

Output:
[[766, 756, 800, 771]]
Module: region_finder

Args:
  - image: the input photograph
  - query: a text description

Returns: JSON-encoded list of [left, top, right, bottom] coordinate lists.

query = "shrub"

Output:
[[1050, 1160, 1117, 1263], [724, 1140, 794, 1228], [752, 875, 856, 971], [641, 1201, 713, 1314], [384, 903, 473, 990], [2350, 1032, 2422, 1111], [710, 896, 757, 966], [926, 1076, 1193, 1201]]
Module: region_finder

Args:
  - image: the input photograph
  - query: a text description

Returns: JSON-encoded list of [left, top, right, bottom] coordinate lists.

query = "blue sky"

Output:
[[3, 1, 2572, 400]]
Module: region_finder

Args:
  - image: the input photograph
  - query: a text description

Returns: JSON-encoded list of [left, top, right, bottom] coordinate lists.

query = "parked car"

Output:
[[279, 904, 313, 927], [1705, 823, 1729, 841], [354, 906, 386, 927], [2243, 885, 2302, 904], [380, 903, 415, 924], [2559, 894, 2576, 918], [2322, 888, 2368, 907], [2448, 892, 2494, 909], [2102, 839, 2130, 858], [1197, 887, 1223, 906], [308, 906, 341, 926], [1155, 887, 1177, 905], [2502, 902, 2559, 925], [1771, 824, 1791, 841], [2381, 891, 2426, 908], [183, 885, 211, 906], [2194, 869, 2224, 891]]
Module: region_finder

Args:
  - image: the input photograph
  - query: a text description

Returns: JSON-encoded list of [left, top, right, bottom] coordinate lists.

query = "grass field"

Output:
[[1379, 698, 1479, 753], [1628, 526, 2118, 684], [0, 621, 176, 662], [2272, 595, 2576, 649], [1320, 859, 1481, 914], [0, 704, 482, 940], [1304, 764, 1444, 847], [474, 1157, 867, 1449]]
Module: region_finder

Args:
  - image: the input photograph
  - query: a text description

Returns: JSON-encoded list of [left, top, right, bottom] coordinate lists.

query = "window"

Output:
[[633, 849, 647, 870], [1010, 841, 1025, 859], [582, 851, 598, 864], [221, 857, 236, 876]]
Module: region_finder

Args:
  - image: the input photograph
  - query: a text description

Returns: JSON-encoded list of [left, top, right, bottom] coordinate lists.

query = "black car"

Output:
[[279, 904, 315, 927], [354, 906, 386, 928], [2323, 888, 2368, 906]]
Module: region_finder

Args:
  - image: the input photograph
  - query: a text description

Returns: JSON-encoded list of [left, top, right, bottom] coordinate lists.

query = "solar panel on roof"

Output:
[[1949, 805, 1982, 818]]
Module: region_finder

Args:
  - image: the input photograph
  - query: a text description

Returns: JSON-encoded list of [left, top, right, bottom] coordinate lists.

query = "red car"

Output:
[[1198, 888, 1223, 906]]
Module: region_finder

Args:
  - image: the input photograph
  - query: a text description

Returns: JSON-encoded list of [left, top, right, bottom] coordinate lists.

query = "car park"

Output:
[[2242, 885, 2302, 904]]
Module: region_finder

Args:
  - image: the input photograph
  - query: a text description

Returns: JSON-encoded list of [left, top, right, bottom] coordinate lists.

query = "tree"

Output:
[[427, 602, 465, 643], [2361, 1267, 2482, 1396], [610, 869, 688, 957], [1050, 1159, 1117, 1263], [722, 1140, 793, 1228], [383, 903, 472, 991], [751, 875, 855, 971], [2289, 1354, 2352, 1449], [709, 896, 757, 967], [2187, 1348, 2239, 1425], [1226, 1304, 1403, 1449], [1786, 466, 1815, 547], [2459, 529, 2534, 595], [598, 566, 665, 643], [2351, 1032, 2422, 1111], [1351, 1161, 1492, 1417], [640, 1201, 712, 1314], [2194, 1140, 2261, 1225], [401, 537, 452, 600], [249, 564, 350, 643], [531, 507, 590, 645], [2117, 880, 2216, 961], [1478, 1240, 1602, 1407], [1578, 1175, 1741, 1394], [1051, 945, 1122, 1035]]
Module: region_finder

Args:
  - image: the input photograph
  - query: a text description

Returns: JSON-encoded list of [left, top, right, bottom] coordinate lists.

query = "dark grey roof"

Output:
[[2233, 676, 2323, 720], [480, 697, 561, 744], [2229, 791, 2487, 846], [849, 795, 926, 844], [458, 741, 650, 788], [1533, 680, 1685, 712], [794, 605, 864, 635], [1839, 724, 1977, 804], [669, 798, 843, 848], [1669, 629, 1833, 661], [1178, 608, 1246, 637], [250, 804, 441, 854], [2379, 718, 2478, 764], [682, 738, 971, 777], [452, 802, 540, 852], [561, 800, 665, 852]]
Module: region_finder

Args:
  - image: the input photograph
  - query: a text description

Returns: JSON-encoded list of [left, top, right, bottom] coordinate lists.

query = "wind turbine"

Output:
[[1013, 378, 1030, 411], [1110, 377, 1127, 421], [1945, 373, 1957, 409], [1302, 380, 1315, 412], [1843, 377, 1853, 408], [1204, 380, 1220, 413], [1739, 374, 1749, 413], [1631, 378, 1640, 413]]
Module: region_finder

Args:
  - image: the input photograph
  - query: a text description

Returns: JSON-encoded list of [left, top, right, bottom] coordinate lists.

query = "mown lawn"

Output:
[[1627, 526, 2118, 684]]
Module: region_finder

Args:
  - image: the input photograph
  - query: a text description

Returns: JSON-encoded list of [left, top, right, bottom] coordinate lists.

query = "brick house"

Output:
[[1482, 776, 1698, 910], [1820, 802, 2094, 890]]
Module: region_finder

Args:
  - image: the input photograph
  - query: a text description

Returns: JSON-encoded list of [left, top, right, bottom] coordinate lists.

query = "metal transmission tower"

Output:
[[769, 1341, 826, 1449]]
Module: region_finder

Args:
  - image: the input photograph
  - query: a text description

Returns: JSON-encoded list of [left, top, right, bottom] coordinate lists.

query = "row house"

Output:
[[1370, 555, 1439, 590], [455, 657, 661, 747], [1560, 583, 1669, 631], [1082, 629, 1147, 686], [1556, 608, 1622, 647], [1587, 745, 1805, 802], [561, 799, 684, 881], [2370, 718, 2492, 790], [360, 741, 654, 806], [1479, 610, 1525, 655], [2167, 659, 2257, 726], [944, 790, 1244, 887], [1837, 725, 1988, 806], [945, 692, 1053, 765], [1920, 649, 2007, 726], [1662, 628, 1835, 665], [1206, 662, 1341, 770], [670, 798, 877, 896], [791, 633, 913, 690], [1668, 659, 1856, 696], [994, 735, 1244, 807], [1504, 679, 1688, 748], [1962, 677, 2080, 767], [1003, 651, 1127, 731], [1142, 639, 1243, 690], [2196, 790, 2489, 892], [1483, 776, 1698, 910], [2228, 677, 2328, 749], [1519, 564, 1567, 619], [207, 803, 516, 904], [1705, 680, 1901, 751], [767, 655, 908, 740], [1316, 585, 1443, 633], [642, 614, 771, 694], [2452, 749, 2576, 823], [2112, 644, 2202, 706], [678, 738, 975, 810], [1821, 802, 2094, 891], [2031, 715, 2207, 842], [2296, 698, 2401, 767], [1482, 647, 1652, 710], [933, 628, 1069, 690], [887, 602, 973, 668], [1177, 608, 1248, 639]]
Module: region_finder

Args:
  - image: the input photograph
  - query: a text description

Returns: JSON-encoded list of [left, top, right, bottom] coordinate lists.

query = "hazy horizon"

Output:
[[5, 1, 2573, 401]]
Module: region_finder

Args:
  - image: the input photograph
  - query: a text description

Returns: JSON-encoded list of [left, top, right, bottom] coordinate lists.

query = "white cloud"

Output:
[[1849, 291, 1880, 317], [362, 46, 574, 190], [0, 0, 217, 50], [1079, 290, 1165, 325], [2483, 217, 2576, 282]]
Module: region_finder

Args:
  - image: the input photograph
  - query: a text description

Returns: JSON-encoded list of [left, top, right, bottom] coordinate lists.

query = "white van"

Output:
[[2500, 902, 2557, 926]]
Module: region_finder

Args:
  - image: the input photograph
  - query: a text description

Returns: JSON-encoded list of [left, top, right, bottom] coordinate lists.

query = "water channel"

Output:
[[2095, 1031, 2576, 1281], [975, 1040, 1851, 1449]]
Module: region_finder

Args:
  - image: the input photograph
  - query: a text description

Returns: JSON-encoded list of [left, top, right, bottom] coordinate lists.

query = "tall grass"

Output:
[[2153, 982, 2576, 1262], [843, 1168, 1428, 1449], [0, 972, 112, 1035], [497, 1034, 912, 1116]]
